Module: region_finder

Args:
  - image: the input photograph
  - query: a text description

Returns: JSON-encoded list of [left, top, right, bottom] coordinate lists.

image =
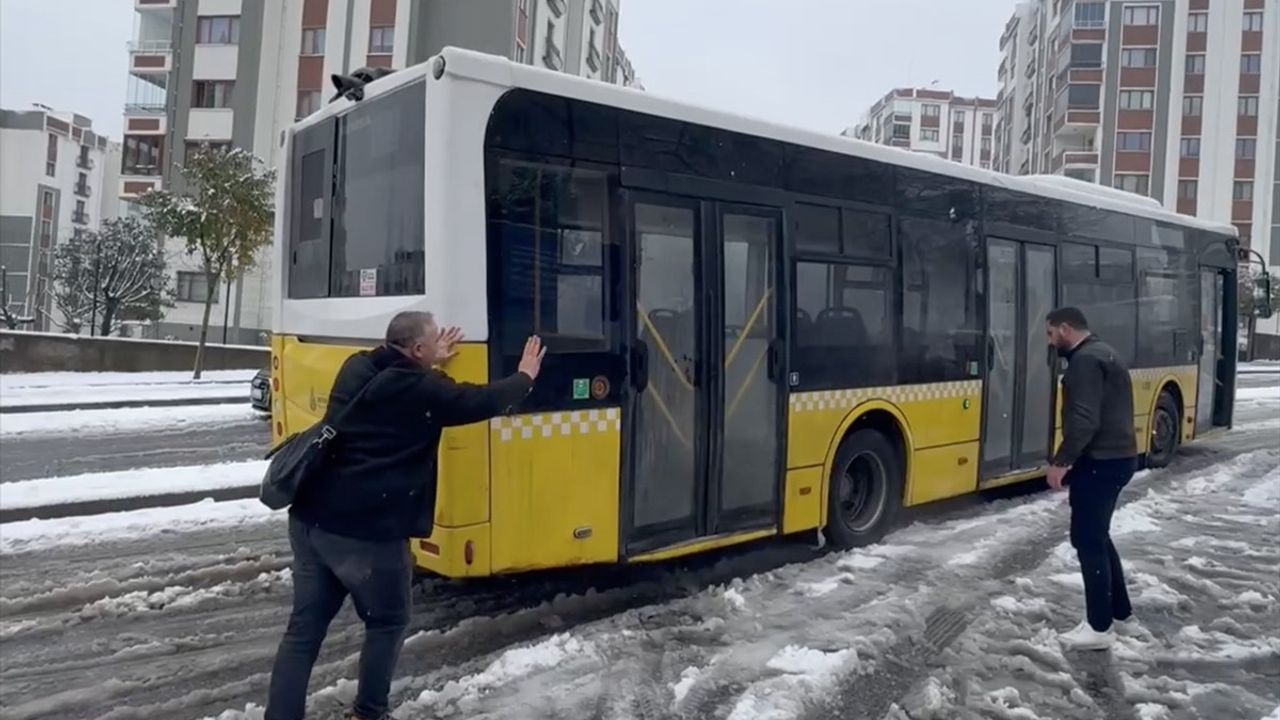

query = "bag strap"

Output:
[[322, 368, 385, 434]]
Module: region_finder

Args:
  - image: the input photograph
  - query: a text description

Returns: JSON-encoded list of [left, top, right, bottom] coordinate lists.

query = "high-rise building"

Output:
[[844, 89, 999, 169], [0, 107, 120, 331], [993, 0, 1278, 352], [119, 0, 638, 344]]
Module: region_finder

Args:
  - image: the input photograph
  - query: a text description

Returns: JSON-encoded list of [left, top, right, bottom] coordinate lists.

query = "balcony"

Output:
[[546, 0, 566, 17], [72, 210, 90, 225], [136, 0, 175, 8], [586, 43, 602, 73], [76, 154, 94, 170], [74, 182, 92, 198], [129, 40, 173, 78], [542, 37, 563, 71], [589, 0, 604, 23]]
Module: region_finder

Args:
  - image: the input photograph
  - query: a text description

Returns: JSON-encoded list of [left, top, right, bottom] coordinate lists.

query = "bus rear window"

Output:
[[287, 79, 425, 299]]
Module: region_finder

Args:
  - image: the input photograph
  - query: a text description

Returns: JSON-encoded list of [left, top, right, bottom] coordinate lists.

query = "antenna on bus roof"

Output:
[[329, 66, 397, 104]]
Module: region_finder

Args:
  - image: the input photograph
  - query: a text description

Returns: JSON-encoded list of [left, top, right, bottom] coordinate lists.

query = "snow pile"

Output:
[[0, 382, 248, 408], [0, 369, 257, 390], [0, 498, 278, 554], [0, 403, 260, 437], [0, 461, 267, 510], [725, 645, 857, 720]]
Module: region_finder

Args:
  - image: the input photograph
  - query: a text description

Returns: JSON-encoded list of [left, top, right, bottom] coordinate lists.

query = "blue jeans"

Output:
[[266, 516, 411, 720], [1068, 456, 1137, 633]]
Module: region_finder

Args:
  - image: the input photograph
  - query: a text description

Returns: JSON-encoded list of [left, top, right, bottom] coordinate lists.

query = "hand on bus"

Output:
[[518, 336, 547, 380], [436, 326, 463, 363]]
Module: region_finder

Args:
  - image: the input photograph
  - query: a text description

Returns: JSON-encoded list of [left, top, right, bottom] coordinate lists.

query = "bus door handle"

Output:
[[631, 342, 650, 393], [766, 339, 783, 382]]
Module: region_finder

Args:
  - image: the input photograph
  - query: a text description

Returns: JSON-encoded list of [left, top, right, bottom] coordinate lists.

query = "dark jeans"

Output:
[[266, 516, 412, 720], [1067, 456, 1137, 633]]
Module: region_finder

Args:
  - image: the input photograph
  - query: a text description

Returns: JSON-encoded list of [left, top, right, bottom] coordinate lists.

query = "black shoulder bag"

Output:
[[258, 371, 383, 510]]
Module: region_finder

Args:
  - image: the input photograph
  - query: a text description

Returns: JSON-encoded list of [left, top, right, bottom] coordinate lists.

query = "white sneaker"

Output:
[[1113, 616, 1141, 635], [1059, 620, 1115, 650]]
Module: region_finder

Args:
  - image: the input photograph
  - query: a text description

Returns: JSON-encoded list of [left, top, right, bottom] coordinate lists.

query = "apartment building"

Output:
[[993, 0, 1278, 351], [0, 108, 121, 331], [844, 89, 999, 169], [120, 0, 638, 345]]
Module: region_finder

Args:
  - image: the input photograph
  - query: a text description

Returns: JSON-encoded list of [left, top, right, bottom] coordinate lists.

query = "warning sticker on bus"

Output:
[[359, 268, 377, 297]]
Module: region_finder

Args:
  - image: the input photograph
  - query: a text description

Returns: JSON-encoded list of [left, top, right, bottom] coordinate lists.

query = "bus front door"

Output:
[[622, 192, 784, 554], [982, 238, 1059, 477], [1195, 268, 1225, 434]]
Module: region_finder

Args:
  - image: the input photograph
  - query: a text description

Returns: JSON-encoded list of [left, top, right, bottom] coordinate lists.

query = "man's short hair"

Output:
[[1047, 306, 1089, 331], [385, 311, 435, 348]]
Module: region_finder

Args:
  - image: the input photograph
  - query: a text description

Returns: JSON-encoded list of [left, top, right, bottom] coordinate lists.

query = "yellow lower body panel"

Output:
[[782, 467, 823, 534], [413, 523, 491, 578], [628, 528, 777, 564], [907, 441, 980, 506]]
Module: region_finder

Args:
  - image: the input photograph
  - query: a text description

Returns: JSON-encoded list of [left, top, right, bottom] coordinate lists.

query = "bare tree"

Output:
[[0, 266, 35, 330], [142, 145, 275, 378], [52, 219, 171, 337]]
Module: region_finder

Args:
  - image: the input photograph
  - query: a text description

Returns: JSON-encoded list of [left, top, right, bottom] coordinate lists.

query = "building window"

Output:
[[1233, 181, 1254, 202], [296, 90, 321, 119], [1182, 95, 1203, 116], [1116, 131, 1152, 152], [1185, 53, 1205, 74], [1121, 48, 1158, 68], [1065, 168, 1096, 182], [1122, 6, 1159, 25], [1118, 89, 1155, 110], [45, 134, 57, 176], [1239, 96, 1260, 116], [1187, 12, 1208, 32], [1241, 54, 1262, 74], [1180, 137, 1201, 158], [1114, 174, 1150, 195], [543, 19, 563, 69], [192, 80, 234, 109], [1243, 12, 1263, 32], [919, 128, 940, 142], [196, 16, 240, 44], [184, 141, 231, 160], [301, 27, 325, 56], [1177, 180, 1197, 200], [921, 104, 941, 118], [122, 135, 163, 175], [368, 26, 394, 54], [1070, 42, 1104, 68], [981, 136, 993, 154], [515, 0, 529, 62], [982, 113, 994, 132], [176, 271, 217, 303], [1074, 2, 1106, 28], [953, 110, 966, 125], [892, 123, 911, 140], [1068, 83, 1101, 108], [1235, 138, 1256, 159]]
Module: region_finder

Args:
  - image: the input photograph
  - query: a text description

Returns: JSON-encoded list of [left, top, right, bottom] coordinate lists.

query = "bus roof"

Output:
[[295, 47, 1238, 238]]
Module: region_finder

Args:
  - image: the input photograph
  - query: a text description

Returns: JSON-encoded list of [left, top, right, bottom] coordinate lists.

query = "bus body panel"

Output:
[[488, 408, 622, 573], [781, 467, 824, 534]]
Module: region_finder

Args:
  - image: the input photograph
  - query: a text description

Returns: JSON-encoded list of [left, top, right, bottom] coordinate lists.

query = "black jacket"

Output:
[[1053, 335, 1138, 467], [290, 346, 532, 541]]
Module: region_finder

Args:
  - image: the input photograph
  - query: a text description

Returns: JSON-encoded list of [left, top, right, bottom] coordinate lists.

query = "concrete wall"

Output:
[[0, 330, 267, 373]]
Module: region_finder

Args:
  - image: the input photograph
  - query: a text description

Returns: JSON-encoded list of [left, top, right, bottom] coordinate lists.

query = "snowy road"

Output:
[[0, 373, 1276, 720]]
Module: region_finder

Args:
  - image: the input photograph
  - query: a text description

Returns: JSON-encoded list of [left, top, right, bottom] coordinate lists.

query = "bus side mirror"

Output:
[[1255, 272, 1274, 320]]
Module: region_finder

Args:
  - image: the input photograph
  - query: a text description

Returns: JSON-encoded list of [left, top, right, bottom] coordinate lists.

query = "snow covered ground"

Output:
[[0, 381, 250, 408], [0, 403, 261, 437], [0, 372, 1275, 720], [0, 460, 266, 514], [0, 369, 258, 391]]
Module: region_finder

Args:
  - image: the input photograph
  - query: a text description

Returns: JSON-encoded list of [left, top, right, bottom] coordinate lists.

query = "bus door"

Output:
[[982, 238, 1058, 476], [621, 192, 784, 553], [1195, 268, 1226, 434]]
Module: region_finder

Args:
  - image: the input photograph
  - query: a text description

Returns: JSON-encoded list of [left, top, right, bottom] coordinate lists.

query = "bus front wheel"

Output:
[[825, 429, 904, 549], [1146, 391, 1181, 469]]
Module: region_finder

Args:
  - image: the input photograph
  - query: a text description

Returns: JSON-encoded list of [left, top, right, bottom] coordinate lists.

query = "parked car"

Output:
[[250, 368, 270, 417]]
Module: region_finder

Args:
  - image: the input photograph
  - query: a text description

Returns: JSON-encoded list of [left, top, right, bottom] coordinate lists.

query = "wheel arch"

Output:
[[819, 400, 914, 528]]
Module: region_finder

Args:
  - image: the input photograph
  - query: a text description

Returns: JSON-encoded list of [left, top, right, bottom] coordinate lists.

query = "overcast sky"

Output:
[[0, 0, 1011, 142]]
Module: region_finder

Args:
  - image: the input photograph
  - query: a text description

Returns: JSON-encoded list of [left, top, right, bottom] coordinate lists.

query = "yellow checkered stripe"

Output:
[[789, 380, 983, 413], [490, 408, 622, 442]]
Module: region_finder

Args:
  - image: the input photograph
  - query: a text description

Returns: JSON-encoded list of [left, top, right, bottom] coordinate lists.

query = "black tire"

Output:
[[1146, 391, 1181, 469], [824, 429, 904, 549]]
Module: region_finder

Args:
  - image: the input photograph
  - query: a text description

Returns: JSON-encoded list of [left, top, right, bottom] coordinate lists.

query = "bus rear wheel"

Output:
[[825, 429, 904, 549], [1146, 391, 1181, 469]]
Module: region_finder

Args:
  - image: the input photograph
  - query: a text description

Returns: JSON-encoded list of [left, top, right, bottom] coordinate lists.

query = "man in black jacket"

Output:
[[1045, 306, 1139, 652], [266, 311, 545, 720]]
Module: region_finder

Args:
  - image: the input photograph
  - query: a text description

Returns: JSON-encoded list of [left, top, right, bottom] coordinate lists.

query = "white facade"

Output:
[[0, 108, 120, 330], [845, 90, 998, 169], [994, 3, 1041, 175]]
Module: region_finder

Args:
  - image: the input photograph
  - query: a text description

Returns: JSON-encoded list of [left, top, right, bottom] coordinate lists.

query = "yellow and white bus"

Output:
[[270, 48, 1245, 579]]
